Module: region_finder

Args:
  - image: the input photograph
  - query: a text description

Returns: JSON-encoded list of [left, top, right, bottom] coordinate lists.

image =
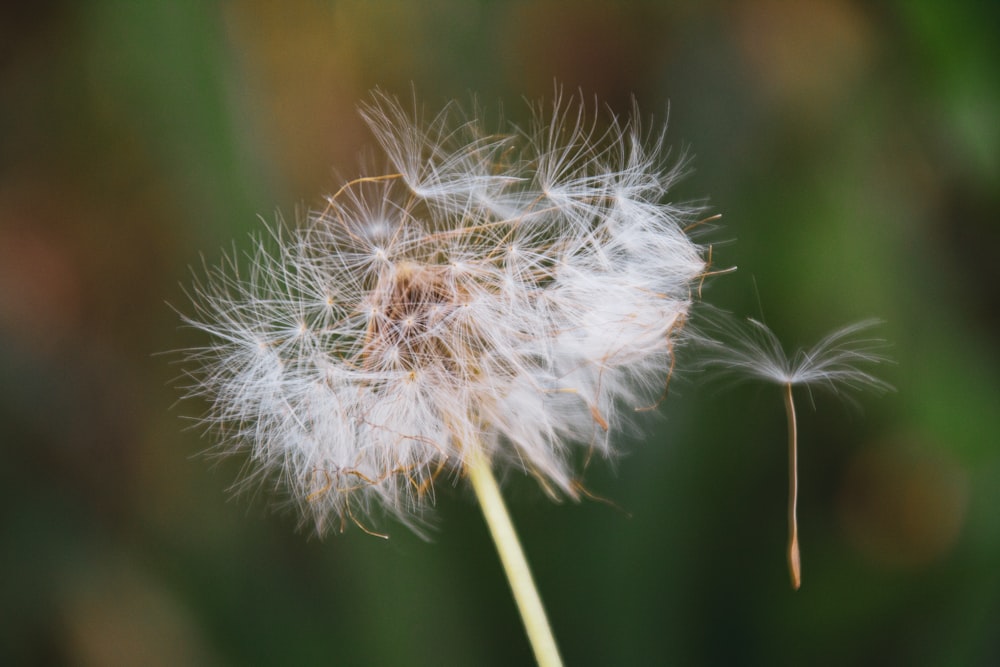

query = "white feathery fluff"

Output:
[[182, 91, 708, 534], [698, 317, 892, 398]]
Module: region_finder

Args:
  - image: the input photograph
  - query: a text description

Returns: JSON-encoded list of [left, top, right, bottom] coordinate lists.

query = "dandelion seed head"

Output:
[[181, 90, 707, 534]]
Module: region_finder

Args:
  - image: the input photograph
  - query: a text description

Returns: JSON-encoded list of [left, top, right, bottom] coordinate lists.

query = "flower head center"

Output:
[[364, 261, 476, 373]]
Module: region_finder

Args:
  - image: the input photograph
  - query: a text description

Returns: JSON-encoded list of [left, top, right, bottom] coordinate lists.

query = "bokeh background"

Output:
[[2, 2, 998, 665]]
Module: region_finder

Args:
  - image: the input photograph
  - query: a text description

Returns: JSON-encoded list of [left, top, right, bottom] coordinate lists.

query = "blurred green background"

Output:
[[2, 1, 998, 665]]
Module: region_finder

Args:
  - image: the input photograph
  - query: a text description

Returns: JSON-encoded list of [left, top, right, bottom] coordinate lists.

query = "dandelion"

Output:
[[700, 318, 891, 589], [181, 90, 708, 666]]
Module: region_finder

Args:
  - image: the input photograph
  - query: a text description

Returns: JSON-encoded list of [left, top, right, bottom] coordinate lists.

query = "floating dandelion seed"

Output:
[[180, 90, 709, 666], [701, 318, 891, 589]]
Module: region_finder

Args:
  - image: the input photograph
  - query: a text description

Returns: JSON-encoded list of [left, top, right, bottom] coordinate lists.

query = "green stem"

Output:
[[466, 448, 564, 667]]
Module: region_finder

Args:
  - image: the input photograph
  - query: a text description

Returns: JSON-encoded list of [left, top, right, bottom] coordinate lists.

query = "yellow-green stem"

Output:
[[466, 448, 564, 667], [783, 382, 801, 590]]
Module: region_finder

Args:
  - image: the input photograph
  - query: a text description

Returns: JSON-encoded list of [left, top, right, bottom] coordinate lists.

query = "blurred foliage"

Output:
[[1, 1, 998, 665]]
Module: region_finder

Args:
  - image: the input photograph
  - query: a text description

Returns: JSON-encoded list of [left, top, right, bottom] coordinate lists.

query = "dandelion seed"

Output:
[[179, 89, 708, 665], [701, 317, 891, 589]]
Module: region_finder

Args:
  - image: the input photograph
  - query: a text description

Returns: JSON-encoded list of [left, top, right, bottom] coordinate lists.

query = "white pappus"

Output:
[[698, 316, 892, 589], [180, 90, 710, 536]]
